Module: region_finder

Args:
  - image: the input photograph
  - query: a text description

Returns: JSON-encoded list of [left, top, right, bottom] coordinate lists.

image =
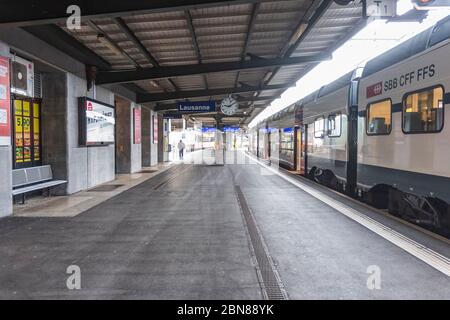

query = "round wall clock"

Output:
[[220, 96, 239, 116]]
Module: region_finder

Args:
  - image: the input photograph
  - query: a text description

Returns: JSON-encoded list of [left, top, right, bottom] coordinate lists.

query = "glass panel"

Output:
[[403, 87, 444, 133], [314, 117, 325, 138], [367, 100, 391, 135], [328, 113, 342, 137], [280, 128, 294, 150]]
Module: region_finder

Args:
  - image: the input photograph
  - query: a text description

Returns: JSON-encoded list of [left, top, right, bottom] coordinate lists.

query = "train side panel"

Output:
[[358, 39, 450, 234], [303, 86, 350, 188]]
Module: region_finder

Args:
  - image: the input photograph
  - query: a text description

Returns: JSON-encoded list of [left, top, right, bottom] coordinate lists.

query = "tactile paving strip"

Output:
[[235, 185, 288, 300]]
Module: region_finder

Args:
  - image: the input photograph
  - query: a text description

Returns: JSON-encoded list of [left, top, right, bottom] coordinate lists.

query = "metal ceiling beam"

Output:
[[185, 10, 209, 91], [235, 2, 260, 89], [22, 24, 111, 70], [113, 17, 159, 66], [246, 0, 334, 122], [154, 95, 278, 111], [137, 84, 290, 103], [264, 0, 333, 86], [113, 17, 179, 91], [0, 0, 260, 27], [96, 54, 329, 84], [86, 20, 140, 68]]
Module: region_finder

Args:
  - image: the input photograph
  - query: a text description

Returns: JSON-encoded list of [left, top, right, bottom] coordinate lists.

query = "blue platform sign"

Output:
[[223, 126, 239, 133], [163, 112, 183, 119], [178, 101, 216, 113]]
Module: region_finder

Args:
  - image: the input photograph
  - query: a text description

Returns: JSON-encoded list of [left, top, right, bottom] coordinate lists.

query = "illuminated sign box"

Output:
[[78, 97, 115, 146]]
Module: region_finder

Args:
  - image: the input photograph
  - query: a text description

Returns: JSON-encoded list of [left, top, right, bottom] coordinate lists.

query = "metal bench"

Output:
[[12, 165, 67, 204]]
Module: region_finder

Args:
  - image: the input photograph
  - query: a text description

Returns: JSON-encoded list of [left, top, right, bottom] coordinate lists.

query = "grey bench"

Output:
[[12, 165, 67, 204]]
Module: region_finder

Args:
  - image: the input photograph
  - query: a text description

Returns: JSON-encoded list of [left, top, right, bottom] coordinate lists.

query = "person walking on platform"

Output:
[[178, 140, 186, 160]]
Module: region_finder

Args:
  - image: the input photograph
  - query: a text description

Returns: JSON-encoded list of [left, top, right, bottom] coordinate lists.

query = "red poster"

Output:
[[134, 108, 141, 144], [0, 56, 10, 146], [153, 115, 158, 144]]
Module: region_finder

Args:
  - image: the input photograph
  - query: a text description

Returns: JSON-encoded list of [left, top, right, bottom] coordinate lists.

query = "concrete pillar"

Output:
[[115, 96, 142, 173], [41, 72, 69, 195], [42, 73, 116, 194]]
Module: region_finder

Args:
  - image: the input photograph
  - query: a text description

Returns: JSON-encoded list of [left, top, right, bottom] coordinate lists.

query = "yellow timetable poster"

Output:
[[33, 105, 40, 160], [14, 100, 22, 115], [13, 99, 42, 166], [23, 101, 30, 117], [15, 116, 23, 146], [33, 103, 39, 118]]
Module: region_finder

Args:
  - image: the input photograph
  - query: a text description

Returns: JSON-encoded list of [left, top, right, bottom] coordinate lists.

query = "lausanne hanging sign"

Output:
[[177, 101, 216, 113]]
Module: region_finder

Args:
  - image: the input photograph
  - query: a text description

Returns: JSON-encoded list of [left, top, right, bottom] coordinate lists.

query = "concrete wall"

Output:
[[66, 74, 115, 193], [0, 29, 156, 216], [41, 73, 68, 195], [41, 73, 116, 195], [0, 146, 12, 217]]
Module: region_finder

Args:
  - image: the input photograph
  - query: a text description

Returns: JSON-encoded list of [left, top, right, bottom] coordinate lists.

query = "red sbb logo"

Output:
[[366, 82, 382, 98]]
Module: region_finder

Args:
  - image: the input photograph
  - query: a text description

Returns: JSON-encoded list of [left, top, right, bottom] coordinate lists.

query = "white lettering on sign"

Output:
[[179, 104, 214, 112], [66, 5, 81, 30]]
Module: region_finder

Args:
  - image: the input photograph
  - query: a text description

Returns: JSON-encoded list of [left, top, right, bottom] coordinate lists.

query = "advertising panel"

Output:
[[0, 56, 10, 145], [153, 115, 158, 144], [78, 97, 115, 146], [134, 108, 141, 144]]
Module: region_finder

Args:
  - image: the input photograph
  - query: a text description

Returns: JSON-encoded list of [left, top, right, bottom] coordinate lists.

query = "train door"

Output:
[[295, 126, 307, 175]]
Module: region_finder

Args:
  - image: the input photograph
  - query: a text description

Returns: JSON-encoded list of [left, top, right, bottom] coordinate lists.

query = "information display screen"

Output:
[[78, 97, 115, 146]]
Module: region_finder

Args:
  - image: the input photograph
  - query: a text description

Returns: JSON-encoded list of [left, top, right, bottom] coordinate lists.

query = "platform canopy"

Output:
[[0, 0, 366, 126]]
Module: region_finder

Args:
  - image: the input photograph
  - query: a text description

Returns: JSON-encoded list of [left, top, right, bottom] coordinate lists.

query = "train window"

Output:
[[403, 86, 444, 134], [327, 113, 342, 137], [314, 117, 325, 138], [366, 99, 392, 135]]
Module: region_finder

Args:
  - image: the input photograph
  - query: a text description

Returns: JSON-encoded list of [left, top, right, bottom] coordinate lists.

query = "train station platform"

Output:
[[0, 150, 448, 299]]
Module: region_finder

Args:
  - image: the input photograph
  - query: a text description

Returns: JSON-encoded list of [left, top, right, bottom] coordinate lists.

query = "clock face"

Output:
[[221, 96, 238, 116]]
